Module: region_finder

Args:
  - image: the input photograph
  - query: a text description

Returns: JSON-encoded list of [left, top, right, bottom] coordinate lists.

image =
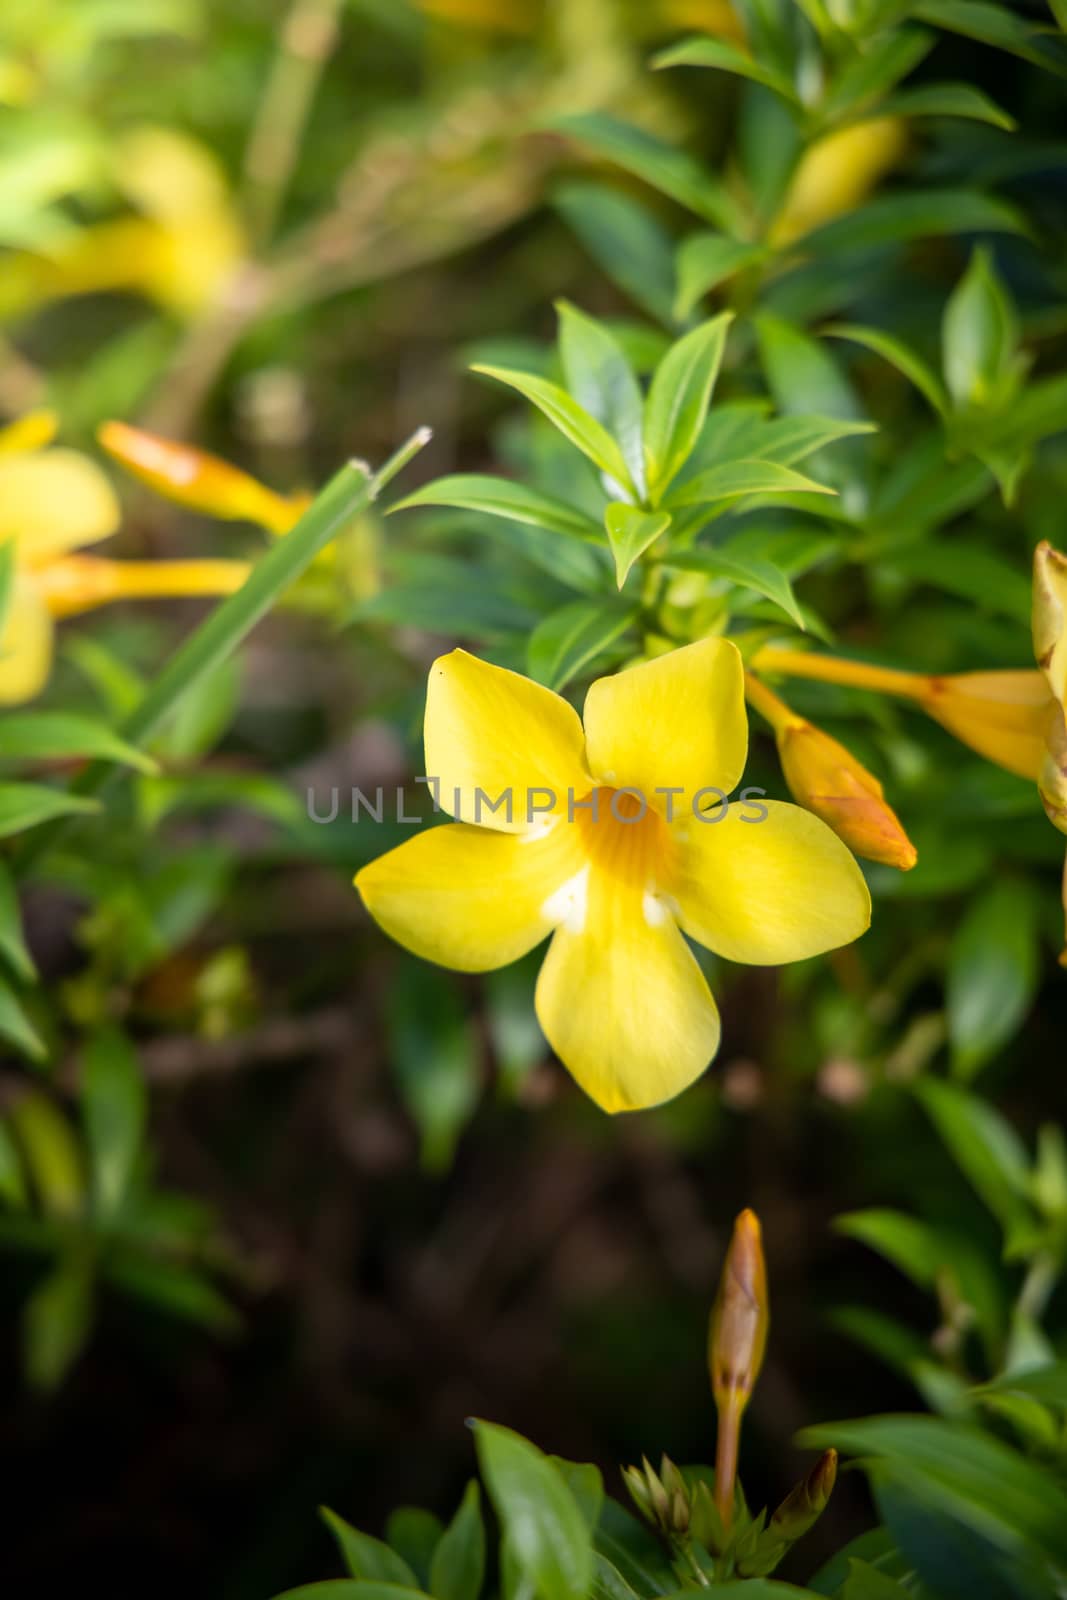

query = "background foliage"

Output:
[[3, 0, 1067, 1596]]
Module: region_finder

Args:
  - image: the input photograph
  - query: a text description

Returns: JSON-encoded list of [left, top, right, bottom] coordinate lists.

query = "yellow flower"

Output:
[[0, 413, 251, 706], [1033, 541, 1067, 834], [918, 670, 1054, 782], [98, 422, 305, 535], [769, 118, 908, 247], [355, 640, 871, 1113]]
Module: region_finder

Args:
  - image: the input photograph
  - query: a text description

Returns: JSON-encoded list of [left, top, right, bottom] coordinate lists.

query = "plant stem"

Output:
[[751, 646, 929, 701], [714, 1398, 741, 1534], [743, 669, 801, 734], [41, 558, 252, 618], [13, 430, 430, 875]]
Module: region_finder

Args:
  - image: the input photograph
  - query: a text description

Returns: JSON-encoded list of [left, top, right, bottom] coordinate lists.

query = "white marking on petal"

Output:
[[643, 890, 669, 927], [523, 815, 557, 844], [542, 866, 590, 934]]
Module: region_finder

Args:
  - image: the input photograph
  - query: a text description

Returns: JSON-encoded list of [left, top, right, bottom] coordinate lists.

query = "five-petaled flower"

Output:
[[355, 639, 871, 1113]]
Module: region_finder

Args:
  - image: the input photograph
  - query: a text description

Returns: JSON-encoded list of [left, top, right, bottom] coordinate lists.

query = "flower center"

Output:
[[572, 785, 672, 890]]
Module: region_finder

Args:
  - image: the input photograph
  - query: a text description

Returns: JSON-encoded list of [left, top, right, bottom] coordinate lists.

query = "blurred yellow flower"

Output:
[[1032, 540, 1067, 964], [769, 118, 908, 247], [99, 422, 305, 535], [356, 641, 870, 1113], [0, 412, 250, 706]]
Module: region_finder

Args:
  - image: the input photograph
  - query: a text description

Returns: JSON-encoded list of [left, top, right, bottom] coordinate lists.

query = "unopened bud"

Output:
[[770, 1449, 837, 1543], [1033, 542, 1067, 835], [777, 718, 916, 870], [622, 1455, 691, 1536], [98, 421, 302, 535], [709, 1209, 768, 1418], [918, 670, 1053, 781]]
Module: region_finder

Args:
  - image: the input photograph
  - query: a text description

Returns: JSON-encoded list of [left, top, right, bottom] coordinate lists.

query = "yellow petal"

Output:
[[355, 819, 581, 971], [582, 637, 747, 814], [670, 799, 871, 964], [534, 866, 721, 1113], [1033, 541, 1067, 708], [770, 118, 907, 247], [921, 670, 1053, 781], [0, 411, 58, 456], [0, 449, 119, 565], [424, 649, 589, 833], [0, 575, 54, 705]]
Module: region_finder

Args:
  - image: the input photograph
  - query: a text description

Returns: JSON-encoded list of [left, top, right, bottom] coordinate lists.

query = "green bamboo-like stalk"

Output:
[[14, 427, 430, 874]]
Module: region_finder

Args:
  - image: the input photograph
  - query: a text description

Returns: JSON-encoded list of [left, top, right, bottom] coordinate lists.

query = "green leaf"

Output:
[[0, 975, 46, 1062], [23, 1250, 94, 1390], [0, 861, 35, 981], [392, 475, 602, 544], [946, 879, 1040, 1074], [604, 504, 670, 588], [82, 1027, 146, 1218], [755, 315, 862, 420], [472, 365, 634, 494], [386, 963, 479, 1174], [474, 1421, 593, 1600], [0, 711, 159, 774], [665, 547, 806, 628], [547, 113, 740, 232], [320, 1509, 419, 1586], [942, 247, 1019, 410], [653, 37, 801, 105], [879, 82, 1015, 129], [269, 1587, 368, 1600], [527, 600, 637, 691], [797, 190, 1028, 257], [912, 1077, 1033, 1236], [978, 1364, 1067, 1408], [643, 313, 734, 498], [914, 0, 1067, 76], [799, 1414, 1067, 1570], [674, 234, 766, 319], [557, 302, 645, 497], [834, 1209, 949, 1288], [554, 183, 677, 327], [387, 1510, 444, 1588], [826, 323, 949, 415], [744, 415, 876, 465], [841, 1561, 911, 1599], [817, 28, 934, 122], [883, 542, 1031, 625], [431, 1481, 486, 1600], [667, 459, 835, 510], [0, 782, 99, 838]]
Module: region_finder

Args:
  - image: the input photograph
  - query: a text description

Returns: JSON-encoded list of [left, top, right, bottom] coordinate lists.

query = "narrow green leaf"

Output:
[[674, 234, 766, 319], [474, 1421, 593, 1600], [386, 963, 479, 1174], [0, 711, 159, 774], [653, 37, 801, 105], [665, 547, 806, 628], [879, 82, 1016, 129], [527, 600, 637, 691], [472, 365, 634, 494], [667, 458, 834, 509], [547, 112, 741, 231], [431, 1481, 486, 1600], [0, 861, 35, 981], [23, 1250, 94, 1390], [978, 1364, 1067, 1408], [884, 542, 1031, 625], [553, 183, 677, 327], [913, 1077, 1033, 1234], [834, 1209, 947, 1288], [755, 316, 862, 420], [826, 324, 949, 415], [0, 1118, 27, 1207], [320, 1510, 419, 1586], [942, 247, 1020, 410], [0, 975, 46, 1061], [387, 1510, 444, 1588], [841, 1561, 911, 1599], [914, 0, 1067, 76], [557, 302, 646, 497], [604, 505, 670, 588], [0, 783, 99, 839], [643, 313, 733, 498], [82, 1027, 146, 1218], [269, 1587, 367, 1600], [817, 28, 934, 121], [392, 474, 602, 543], [797, 190, 1027, 256], [946, 879, 1040, 1073]]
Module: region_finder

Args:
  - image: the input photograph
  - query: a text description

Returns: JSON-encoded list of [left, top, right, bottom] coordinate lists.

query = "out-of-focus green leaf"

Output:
[[840, 1563, 911, 1599], [527, 600, 637, 691], [472, 365, 634, 494], [807, 1528, 910, 1596], [643, 314, 733, 500], [945, 879, 1040, 1075], [82, 1027, 145, 1219], [835, 1209, 949, 1287], [884, 541, 1031, 623], [978, 1363, 1067, 1407], [674, 234, 766, 319], [430, 1481, 485, 1600], [879, 82, 1015, 128], [0, 782, 99, 838], [912, 1077, 1033, 1235], [667, 458, 834, 511], [604, 504, 669, 589], [826, 324, 948, 415], [554, 183, 677, 327], [103, 1256, 238, 1331], [0, 975, 45, 1062], [798, 190, 1028, 256], [873, 1469, 1050, 1600], [0, 711, 158, 774], [557, 302, 645, 498], [23, 1250, 94, 1391], [0, 1118, 27, 1208], [321, 1509, 419, 1586], [817, 28, 934, 122], [387, 1510, 444, 1589], [548, 113, 741, 232], [915, 0, 1067, 76], [393, 476, 601, 543], [755, 315, 863, 420], [0, 861, 35, 981], [474, 1421, 593, 1600], [386, 962, 479, 1173], [155, 653, 240, 764], [666, 548, 805, 629], [653, 37, 800, 104], [942, 247, 1019, 410]]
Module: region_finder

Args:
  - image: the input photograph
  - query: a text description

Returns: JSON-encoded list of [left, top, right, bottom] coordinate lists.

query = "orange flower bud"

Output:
[[918, 670, 1053, 782], [778, 718, 916, 870], [709, 1209, 769, 1530], [98, 421, 302, 535], [1033, 541, 1067, 835]]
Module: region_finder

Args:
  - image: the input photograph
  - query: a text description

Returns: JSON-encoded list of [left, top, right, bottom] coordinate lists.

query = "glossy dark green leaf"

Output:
[[430, 1481, 485, 1600], [643, 314, 733, 499], [817, 27, 934, 122], [548, 113, 740, 231], [666, 547, 805, 628], [527, 600, 637, 691], [946, 879, 1040, 1074], [474, 1421, 593, 1600], [880, 82, 1015, 128], [915, 0, 1067, 76], [321, 1511, 419, 1586], [386, 1510, 444, 1589]]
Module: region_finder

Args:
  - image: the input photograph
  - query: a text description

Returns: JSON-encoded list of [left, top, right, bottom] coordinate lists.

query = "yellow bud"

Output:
[[1034, 541, 1067, 706], [98, 422, 300, 535], [709, 1208, 769, 1417], [777, 718, 917, 870], [770, 118, 908, 247], [918, 670, 1054, 781], [0, 410, 58, 455]]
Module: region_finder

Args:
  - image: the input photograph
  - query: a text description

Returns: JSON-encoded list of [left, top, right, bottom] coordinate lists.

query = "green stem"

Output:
[[13, 429, 430, 875]]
